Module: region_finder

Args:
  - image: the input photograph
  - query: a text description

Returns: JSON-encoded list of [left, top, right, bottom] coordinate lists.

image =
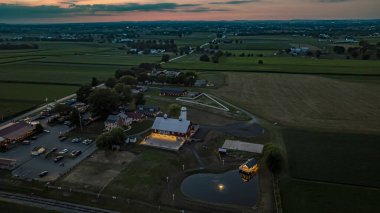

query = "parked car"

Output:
[[58, 149, 68, 155], [51, 147, 58, 153], [43, 129, 50, 133], [82, 139, 93, 145], [72, 138, 79, 143], [30, 136, 37, 140], [71, 150, 82, 157], [54, 156, 64, 163], [64, 121, 73, 127], [59, 136, 67, 141], [22, 140, 31, 145], [39, 171, 48, 178]]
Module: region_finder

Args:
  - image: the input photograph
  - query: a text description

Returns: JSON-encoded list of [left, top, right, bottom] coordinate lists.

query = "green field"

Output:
[[280, 178, 380, 213], [103, 150, 181, 201], [164, 54, 380, 74], [0, 83, 78, 119], [283, 129, 380, 188]]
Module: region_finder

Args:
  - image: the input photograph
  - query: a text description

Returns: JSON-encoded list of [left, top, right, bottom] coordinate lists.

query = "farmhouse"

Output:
[[239, 158, 259, 175], [141, 107, 197, 151], [160, 87, 187, 96], [125, 112, 146, 122], [0, 121, 36, 149], [136, 105, 160, 117], [104, 112, 132, 131]]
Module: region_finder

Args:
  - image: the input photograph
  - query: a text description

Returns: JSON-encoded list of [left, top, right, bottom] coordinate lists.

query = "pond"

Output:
[[180, 170, 259, 206]]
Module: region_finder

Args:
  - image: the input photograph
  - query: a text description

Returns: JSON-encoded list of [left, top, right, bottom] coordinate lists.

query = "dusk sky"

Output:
[[0, 0, 379, 23]]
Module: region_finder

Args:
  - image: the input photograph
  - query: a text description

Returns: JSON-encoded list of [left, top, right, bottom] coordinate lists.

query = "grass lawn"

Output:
[[283, 129, 380, 188], [280, 178, 380, 213], [0, 83, 78, 119], [126, 120, 153, 135], [102, 149, 181, 202], [0, 200, 58, 213]]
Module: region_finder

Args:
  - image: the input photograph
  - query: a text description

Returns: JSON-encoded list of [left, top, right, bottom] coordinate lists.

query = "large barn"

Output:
[[141, 107, 197, 151]]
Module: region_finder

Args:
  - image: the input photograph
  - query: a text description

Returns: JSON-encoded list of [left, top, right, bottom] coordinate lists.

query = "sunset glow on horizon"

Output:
[[0, 0, 379, 23]]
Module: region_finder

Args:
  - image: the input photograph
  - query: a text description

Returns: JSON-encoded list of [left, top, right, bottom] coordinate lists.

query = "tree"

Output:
[[258, 60, 264, 64], [35, 123, 44, 134], [88, 88, 119, 117], [96, 127, 126, 149], [109, 127, 126, 145], [52, 104, 73, 115], [161, 54, 170, 62], [69, 108, 81, 126], [168, 104, 181, 118], [134, 93, 146, 107], [211, 56, 219, 63], [105, 77, 117, 88], [315, 50, 322, 58], [263, 144, 283, 174], [91, 77, 99, 87], [200, 54, 210, 62], [333, 46, 346, 54], [76, 85, 92, 103], [115, 69, 135, 79], [119, 75, 137, 86], [113, 83, 132, 105]]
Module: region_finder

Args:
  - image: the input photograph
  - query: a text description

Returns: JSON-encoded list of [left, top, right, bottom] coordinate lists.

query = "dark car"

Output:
[[71, 150, 82, 157], [39, 171, 48, 177], [54, 156, 64, 163], [30, 136, 37, 140], [59, 136, 67, 141]]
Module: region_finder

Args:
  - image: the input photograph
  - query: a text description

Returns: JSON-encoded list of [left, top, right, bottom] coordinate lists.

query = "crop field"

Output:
[[280, 178, 380, 213], [283, 129, 380, 187], [210, 72, 380, 133], [164, 54, 380, 74], [0, 62, 121, 84], [0, 83, 77, 119]]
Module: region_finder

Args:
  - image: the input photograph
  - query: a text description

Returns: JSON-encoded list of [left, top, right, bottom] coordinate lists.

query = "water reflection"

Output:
[[181, 170, 259, 206]]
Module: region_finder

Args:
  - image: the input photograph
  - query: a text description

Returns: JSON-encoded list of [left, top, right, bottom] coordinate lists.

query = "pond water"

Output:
[[180, 170, 259, 206]]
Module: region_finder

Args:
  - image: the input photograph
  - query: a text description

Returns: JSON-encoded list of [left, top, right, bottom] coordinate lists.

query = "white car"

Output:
[[43, 129, 50, 133], [58, 149, 69, 155]]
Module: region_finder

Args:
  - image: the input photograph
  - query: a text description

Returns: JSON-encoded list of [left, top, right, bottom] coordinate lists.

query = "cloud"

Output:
[[209, 0, 260, 5], [181, 7, 230, 12], [0, 3, 199, 19], [318, 0, 352, 2]]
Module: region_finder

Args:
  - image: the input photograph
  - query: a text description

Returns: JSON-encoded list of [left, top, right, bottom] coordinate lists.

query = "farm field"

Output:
[[280, 178, 380, 213], [0, 62, 120, 84], [164, 54, 380, 74], [0, 200, 58, 213], [0, 83, 77, 119], [209, 72, 380, 133], [283, 129, 380, 187]]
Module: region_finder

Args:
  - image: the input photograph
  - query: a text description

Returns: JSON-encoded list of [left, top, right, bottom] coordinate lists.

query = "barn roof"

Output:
[[152, 117, 190, 134]]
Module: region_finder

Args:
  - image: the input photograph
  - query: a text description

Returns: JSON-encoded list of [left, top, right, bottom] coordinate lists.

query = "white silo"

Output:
[[179, 107, 187, 121]]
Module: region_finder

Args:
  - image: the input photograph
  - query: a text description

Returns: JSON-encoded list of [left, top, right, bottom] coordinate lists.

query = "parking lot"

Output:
[[0, 118, 97, 182]]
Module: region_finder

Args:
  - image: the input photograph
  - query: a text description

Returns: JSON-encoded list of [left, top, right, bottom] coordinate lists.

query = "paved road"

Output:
[[0, 190, 119, 213]]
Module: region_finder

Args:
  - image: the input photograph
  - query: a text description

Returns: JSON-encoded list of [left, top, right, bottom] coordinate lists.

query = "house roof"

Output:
[[244, 158, 258, 168], [105, 112, 127, 123], [160, 87, 187, 94], [106, 115, 118, 123], [137, 105, 160, 113], [126, 112, 144, 119], [152, 117, 190, 134], [0, 122, 35, 140]]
